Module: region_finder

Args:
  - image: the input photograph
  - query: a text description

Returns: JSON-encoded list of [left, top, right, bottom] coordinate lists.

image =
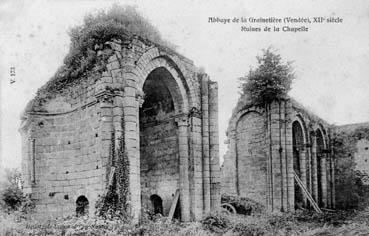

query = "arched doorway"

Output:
[[316, 129, 325, 207], [139, 67, 182, 217], [292, 121, 304, 209], [150, 194, 163, 215], [76, 195, 89, 216]]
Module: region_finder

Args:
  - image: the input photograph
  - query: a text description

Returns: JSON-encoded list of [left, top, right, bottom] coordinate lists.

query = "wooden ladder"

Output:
[[293, 171, 322, 213], [167, 189, 180, 222]]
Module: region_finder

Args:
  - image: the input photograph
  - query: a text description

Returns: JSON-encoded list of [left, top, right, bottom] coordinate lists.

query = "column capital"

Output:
[[96, 90, 114, 103], [175, 115, 188, 127], [135, 90, 145, 108], [189, 107, 202, 119]]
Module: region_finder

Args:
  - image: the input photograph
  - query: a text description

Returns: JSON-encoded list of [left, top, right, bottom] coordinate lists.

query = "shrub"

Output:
[[202, 211, 230, 233], [33, 4, 174, 109], [0, 168, 25, 211], [239, 47, 295, 106]]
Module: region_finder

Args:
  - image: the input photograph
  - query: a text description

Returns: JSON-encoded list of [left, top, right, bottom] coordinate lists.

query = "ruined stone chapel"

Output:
[[20, 36, 220, 221], [20, 31, 339, 221]]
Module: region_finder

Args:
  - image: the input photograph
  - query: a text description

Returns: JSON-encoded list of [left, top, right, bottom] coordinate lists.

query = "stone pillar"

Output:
[[326, 154, 332, 208], [311, 132, 318, 202], [270, 100, 282, 211], [228, 130, 239, 195], [176, 116, 191, 222], [209, 81, 220, 210], [321, 153, 327, 207], [96, 91, 114, 190], [285, 100, 294, 211], [265, 104, 272, 211], [122, 86, 140, 223], [331, 156, 336, 209], [201, 76, 211, 214], [299, 147, 308, 206], [189, 108, 203, 220], [280, 100, 288, 211]]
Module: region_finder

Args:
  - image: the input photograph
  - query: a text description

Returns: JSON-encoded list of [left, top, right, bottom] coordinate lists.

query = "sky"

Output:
[[1, 0, 369, 170]]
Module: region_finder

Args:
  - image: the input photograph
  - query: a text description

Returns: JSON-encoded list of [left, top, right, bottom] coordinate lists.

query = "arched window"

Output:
[[76, 195, 89, 216]]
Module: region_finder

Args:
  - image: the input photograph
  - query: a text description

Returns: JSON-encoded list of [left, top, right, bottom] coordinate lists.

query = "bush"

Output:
[[202, 211, 230, 233], [0, 168, 25, 211], [239, 47, 295, 106], [34, 4, 174, 109]]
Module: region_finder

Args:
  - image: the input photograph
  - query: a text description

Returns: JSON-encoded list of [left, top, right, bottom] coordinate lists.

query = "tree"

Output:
[[239, 48, 295, 106]]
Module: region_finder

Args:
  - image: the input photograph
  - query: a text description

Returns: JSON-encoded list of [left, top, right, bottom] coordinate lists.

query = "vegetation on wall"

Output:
[[116, 116, 130, 216], [333, 127, 369, 209], [239, 47, 295, 106], [95, 116, 130, 220], [33, 4, 171, 109]]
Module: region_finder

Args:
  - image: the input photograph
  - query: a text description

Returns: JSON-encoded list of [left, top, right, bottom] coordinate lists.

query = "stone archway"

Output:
[[292, 121, 304, 208], [137, 65, 190, 221]]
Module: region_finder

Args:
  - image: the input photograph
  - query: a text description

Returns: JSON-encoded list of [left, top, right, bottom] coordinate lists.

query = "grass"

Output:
[[2, 208, 369, 236]]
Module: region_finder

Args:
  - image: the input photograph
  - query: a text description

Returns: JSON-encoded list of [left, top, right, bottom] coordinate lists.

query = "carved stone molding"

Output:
[[95, 90, 114, 103], [135, 89, 145, 108]]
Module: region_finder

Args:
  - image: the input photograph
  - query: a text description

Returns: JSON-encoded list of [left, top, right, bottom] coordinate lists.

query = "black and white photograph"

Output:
[[1, 0, 369, 235]]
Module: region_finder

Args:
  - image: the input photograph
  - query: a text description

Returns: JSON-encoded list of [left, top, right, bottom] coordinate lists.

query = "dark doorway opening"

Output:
[[76, 195, 89, 216], [150, 194, 163, 215]]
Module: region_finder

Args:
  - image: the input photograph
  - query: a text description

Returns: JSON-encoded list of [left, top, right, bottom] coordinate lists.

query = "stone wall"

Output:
[[140, 120, 179, 215], [355, 139, 369, 177], [20, 77, 105, 218], [236, 111, 267, 204]]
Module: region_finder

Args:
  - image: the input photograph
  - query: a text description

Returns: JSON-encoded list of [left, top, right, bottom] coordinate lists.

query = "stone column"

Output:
[[96, 91, 114, 190], [311, 131, 318, 202], [321, 153, 327, 207], [270, 100, 282, 211], [331, 155, 336, 209], [201, 76, 211, 214], [284, 100, 294, 211], [209, 81, 220, 210], [299, 147, 307, 206], [228, 130, 239, 195], [176, 116, 191, 222], [189, 108, 203, 220], [326, 154, 332, 208], [280, 101, 287, 211], [122, 86, 141, 223]]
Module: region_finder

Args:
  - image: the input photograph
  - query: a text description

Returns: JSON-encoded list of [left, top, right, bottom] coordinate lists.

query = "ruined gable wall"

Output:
[[20, 76, 106, 218]]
